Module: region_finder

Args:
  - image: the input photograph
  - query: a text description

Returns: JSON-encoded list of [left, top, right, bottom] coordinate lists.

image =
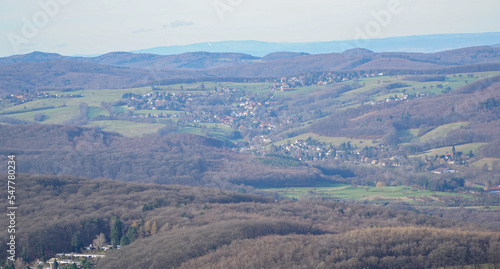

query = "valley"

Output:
[[1, 46, 500, 268], [2, 69, 499, 171]]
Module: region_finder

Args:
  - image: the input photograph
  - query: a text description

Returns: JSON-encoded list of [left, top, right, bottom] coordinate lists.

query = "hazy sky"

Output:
[[1, 0, 499, 57]]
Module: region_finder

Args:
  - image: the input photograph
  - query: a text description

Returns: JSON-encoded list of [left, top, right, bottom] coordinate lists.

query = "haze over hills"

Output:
[[132, 33, 500, 57]]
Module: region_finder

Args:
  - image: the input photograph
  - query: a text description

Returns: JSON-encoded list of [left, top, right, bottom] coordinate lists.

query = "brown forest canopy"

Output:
[[2, 46, 500, 91], [0, 124, 322, 187], [2, 174, 498, 268]]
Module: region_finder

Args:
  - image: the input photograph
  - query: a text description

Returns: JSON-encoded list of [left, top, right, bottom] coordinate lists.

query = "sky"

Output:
[[0, 0, 500, 57]]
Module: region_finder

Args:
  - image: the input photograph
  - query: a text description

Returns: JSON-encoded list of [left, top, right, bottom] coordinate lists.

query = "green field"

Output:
[[272, 132, 379, 148], [472, 158, 500, 171], [2, 71, 500, 141], [176, 123, 236, 141], [2, 106, 78, 124], [85, 120, 165, 137], [275, 85, 325, 96], [154, 81, 273, 94], [412, 143, 486, 158], [0, 82, 276, 137], [397, 129, 419, 143], [419, 122, 470, 141], [259, 182, 471, 201], [340, 71, 500, 104], [133, 109, 186, 115], [397, 122, 470, 145]]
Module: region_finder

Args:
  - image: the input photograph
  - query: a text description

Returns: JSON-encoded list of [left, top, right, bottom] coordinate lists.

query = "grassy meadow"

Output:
[[259, 181, 472, 202]]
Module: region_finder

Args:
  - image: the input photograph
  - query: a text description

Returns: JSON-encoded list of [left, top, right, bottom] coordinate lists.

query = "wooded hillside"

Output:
[[1, 174, 498, 268]]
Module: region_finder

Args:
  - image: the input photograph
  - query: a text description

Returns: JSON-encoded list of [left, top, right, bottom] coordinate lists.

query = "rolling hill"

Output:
[[78, 51, 259, 70], [1, 36, 500, 269], [2, 46, 500, 92], [1, 174, 499, 268], [0, 124, 322, 187]]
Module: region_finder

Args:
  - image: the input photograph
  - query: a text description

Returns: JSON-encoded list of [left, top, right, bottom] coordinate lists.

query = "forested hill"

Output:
[[0, 174, 270, 266], [2, 46, 500, 90], [310, 75, 500, 145], [0, 174, 498, 268], [0, 124, 322, 187]]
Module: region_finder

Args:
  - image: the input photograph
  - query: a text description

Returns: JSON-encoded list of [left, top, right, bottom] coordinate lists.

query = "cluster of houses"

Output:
[[423, 151, 471, 166], [360, 156, 403, 167], [272, 76, 302, 91], [271, 72, 387, 91], [431, 167, 457, 174], [276, 139, 337, 161], [122, 88, 285, 131], [272, 138, 412, 166], [269, 137, 475, 173], [484, 185, 500, 194], [132, 112, 179, 119], [36, 244, 117, 269]]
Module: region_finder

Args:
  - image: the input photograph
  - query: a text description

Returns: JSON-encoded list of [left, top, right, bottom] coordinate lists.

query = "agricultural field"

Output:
[[259, 182, 472, 202], [3, 41, 500, 269], [0, 81, 275, 137], [271, 132, 378, 148], [1, 71, 499, 152], [341, 71, 500, 103], [397, 122, 470, 145], [418, 122, 470, 142], [84, 120, 166, 137], [472, 158, 500, 171], [411, 143, 486, 158], [397, 128, 420, 143], [155, 81, 273, 94]]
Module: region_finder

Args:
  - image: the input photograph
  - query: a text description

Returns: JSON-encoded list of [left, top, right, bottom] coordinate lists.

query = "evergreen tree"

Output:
[[71, 232, 83, 252], [126, 226, 138, 242], [81, 259, 93, 269], [110, 217, 123, 247], [120, 235, 130, 246], [66, 263, 77, 269]]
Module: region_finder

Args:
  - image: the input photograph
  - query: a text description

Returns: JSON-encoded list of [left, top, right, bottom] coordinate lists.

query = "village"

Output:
[[121, 86, 284, 131], [118, 83, 479, 176], [0, 74, 485, 178], [30, 244, 108, 269]]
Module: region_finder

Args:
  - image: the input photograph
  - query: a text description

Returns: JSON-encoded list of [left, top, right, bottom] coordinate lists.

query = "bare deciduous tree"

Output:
[[93, 233, 107, 250]]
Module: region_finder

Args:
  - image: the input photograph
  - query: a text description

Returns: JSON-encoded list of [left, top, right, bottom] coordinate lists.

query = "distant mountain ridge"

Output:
[[0, 51, 259, 70], [132, 32, 500, 56], [2, 45, 500, 91]]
